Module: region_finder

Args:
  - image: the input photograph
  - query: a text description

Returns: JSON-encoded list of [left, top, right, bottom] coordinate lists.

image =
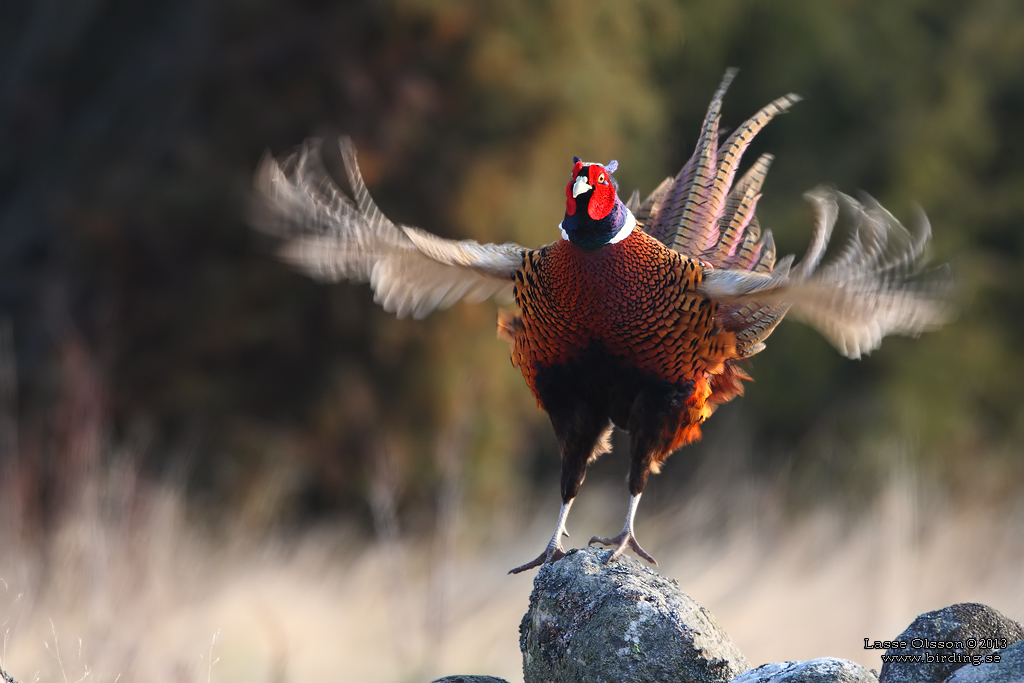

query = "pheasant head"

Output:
[[559, 157, 636, 250]]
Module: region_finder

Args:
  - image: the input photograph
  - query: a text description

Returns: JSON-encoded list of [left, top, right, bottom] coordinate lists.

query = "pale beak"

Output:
[[572, 176, 592, 198]]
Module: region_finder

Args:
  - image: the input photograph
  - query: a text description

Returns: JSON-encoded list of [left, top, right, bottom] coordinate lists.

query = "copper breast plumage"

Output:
[[509, 229, 737, 396]]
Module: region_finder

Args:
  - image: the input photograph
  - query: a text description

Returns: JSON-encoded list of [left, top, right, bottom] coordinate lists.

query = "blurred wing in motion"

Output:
[[699, 187, 955, 359], [253, 138, 526, 319]]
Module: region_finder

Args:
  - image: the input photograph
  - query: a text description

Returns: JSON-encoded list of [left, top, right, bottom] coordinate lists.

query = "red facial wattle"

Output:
[[586, 164, 615, 220], [565, 160, 616, 220], [565, 159, 585, 216]]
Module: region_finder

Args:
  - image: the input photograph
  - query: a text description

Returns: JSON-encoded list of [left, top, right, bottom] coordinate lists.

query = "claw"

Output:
[[588, 492, 657, 565], [589, 531, 658, 566], [508, 544, 566, 574], [509, 499, 574, 575]]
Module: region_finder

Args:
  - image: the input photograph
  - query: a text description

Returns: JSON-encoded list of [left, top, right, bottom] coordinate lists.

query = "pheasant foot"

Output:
[[509, 499, 573, 574], [588, 530, 657, 565], [588, 492, 657, 565], [508, 540, 566, 574]]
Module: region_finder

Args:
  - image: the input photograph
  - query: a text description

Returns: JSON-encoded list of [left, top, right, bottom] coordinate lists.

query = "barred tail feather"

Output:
[[634, 176, 673, 232], [665, 69, 736, 253], [642, 71, 798, 271], [712, 154, 773, 263], [644, 70, 735, 248]]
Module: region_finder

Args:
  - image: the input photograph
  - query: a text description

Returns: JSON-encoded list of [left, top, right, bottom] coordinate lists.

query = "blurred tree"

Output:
[[1, 0, 1022, 531]]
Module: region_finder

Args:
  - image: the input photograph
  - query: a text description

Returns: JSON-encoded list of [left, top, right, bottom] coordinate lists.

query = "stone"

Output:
[[878, 603, 1024, 683], [519, 546, 749, 683], [429, 677, 511, 683], [943, 638, 1024, 683], [732, 657, 878, 682]]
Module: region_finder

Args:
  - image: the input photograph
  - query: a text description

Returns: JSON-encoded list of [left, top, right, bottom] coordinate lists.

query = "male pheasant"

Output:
[[253, 71, 952, 573]]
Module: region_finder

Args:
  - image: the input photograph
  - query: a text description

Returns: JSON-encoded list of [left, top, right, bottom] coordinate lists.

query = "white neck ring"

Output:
[[558, 207, 636, 244], [608, 208, 636, 244]]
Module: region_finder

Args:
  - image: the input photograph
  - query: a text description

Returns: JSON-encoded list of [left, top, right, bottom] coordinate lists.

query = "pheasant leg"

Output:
[[589, 493, 657, 565], [509, 499, 574, 574]]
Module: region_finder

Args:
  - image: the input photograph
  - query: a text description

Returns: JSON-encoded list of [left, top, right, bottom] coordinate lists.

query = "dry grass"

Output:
[[1, 458, 1023, 683]]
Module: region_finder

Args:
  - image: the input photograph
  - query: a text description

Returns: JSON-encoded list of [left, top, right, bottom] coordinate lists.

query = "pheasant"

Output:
[[252, 70, 952, 574]]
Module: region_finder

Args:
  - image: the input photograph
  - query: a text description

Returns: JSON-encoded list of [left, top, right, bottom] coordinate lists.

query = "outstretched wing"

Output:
[[699, 187, 955, 359], [253, 138, 526, 319]]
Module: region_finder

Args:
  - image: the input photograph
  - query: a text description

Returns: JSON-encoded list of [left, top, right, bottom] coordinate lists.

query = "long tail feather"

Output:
[[641, 70, 798, 271]]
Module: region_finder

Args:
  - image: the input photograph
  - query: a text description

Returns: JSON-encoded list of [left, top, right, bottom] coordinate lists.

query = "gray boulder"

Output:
[[429, 677, 511, 683], [732, 658, 878, 682], [943, 638, 1024, 683], [879, 603, 1024, 683], [519, 546, 749, 683]]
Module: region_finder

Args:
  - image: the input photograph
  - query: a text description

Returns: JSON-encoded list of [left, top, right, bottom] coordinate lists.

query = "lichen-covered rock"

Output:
[[732, 657, 878, 682], [429, 677, 511, 683], [519, 546, 749, 683], [878, 603, 1024, 683], [943, 638, 1024, 683], [0, 664, 19, 683]]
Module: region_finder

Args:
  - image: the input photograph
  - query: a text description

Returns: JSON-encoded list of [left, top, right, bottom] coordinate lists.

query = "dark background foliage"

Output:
[[3, 0, 1023, 533]]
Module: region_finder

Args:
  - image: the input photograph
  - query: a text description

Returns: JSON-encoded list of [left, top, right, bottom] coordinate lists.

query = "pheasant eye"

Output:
[[598, 173, 605, 184]]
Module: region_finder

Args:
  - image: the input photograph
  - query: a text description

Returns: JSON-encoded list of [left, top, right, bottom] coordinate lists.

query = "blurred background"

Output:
[[1, 1, 1023, 681]]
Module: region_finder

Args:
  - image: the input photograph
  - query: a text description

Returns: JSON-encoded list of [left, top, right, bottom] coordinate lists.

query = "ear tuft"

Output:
[[573, 156, 582, 164], [605, 160, 618, 174]]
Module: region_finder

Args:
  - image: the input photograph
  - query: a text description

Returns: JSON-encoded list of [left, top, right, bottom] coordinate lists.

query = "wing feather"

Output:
[[699, 187, 955, 359], [252, 138, 526, 319]]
